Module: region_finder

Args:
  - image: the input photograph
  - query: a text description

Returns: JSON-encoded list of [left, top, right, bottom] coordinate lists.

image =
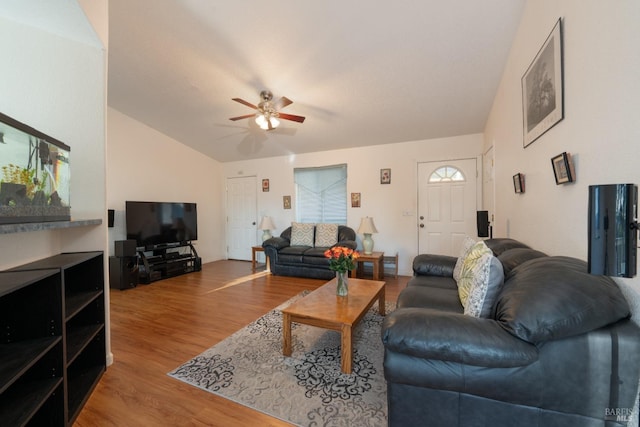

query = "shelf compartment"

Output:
[[0, 336, 62, 393], [66, 330, 106, 424]]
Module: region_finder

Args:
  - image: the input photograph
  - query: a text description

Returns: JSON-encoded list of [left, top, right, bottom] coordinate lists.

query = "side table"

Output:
[[350, 251, 384, 280], [252, 245, 268, 270]]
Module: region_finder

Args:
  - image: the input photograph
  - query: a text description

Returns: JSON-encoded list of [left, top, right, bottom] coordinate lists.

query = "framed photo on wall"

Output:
[[522, 18, 564, 148], [351, 192, 361, 208], [283, 195, 291, 209], [513, 173, 525, 193], [262, 179, 269, 192], [551, 152, 575, 185], [380, 168, 391, 184]]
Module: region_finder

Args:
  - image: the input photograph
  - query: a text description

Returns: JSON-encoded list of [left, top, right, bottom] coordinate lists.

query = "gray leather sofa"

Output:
[[382, 238, 640, 427], [262, 225, 357, 280]]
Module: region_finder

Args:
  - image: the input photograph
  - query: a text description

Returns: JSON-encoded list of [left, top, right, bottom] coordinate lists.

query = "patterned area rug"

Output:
[[168, 293, 393, 426]]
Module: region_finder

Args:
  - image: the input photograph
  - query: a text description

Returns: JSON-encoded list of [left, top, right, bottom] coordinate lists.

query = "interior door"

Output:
[[227, 176, 257, 261], [418, 158, 477, 256]]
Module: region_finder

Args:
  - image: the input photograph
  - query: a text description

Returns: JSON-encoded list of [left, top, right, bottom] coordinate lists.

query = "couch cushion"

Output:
[[453, 236, 476, 281], [495, 256, 631, 343], [498, 248, 547, 276], [397, 286, 463, 313], [457, 241, 493, 305], [484, 238, 530, 256], [407, 275, 458, 290], [315, 223, 338, 247], [463, 253, 504, 318], [290, 222, 315, 246]]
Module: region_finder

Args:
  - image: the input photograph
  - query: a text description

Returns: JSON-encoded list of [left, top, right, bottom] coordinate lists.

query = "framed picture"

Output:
[[283, 195, 291, 209], [522, 18, 564, 148], [262, 179, 269, 192], [513, 173, 525, 193], [351, 192, 361, 208], [551, 152, 575, 185], [380, 168, 391, 184]]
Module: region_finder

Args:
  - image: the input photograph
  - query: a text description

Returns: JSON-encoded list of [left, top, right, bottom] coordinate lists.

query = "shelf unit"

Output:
[[138, 242, 201, 284], [1, 252, 106, 426]]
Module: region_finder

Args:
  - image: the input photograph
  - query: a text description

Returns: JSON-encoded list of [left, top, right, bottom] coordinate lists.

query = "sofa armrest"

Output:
[[262, 236, 290, 250], [336, 240, 357, 250], [381, 308, 538, 368], [412, 254, 457, 277]]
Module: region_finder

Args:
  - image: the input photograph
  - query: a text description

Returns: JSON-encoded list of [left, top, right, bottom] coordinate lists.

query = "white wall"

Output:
[[0, 2, 106, 270], [223, 133, 483, 275], [107, 108, 226, 262], [485, 0, 640, 308]]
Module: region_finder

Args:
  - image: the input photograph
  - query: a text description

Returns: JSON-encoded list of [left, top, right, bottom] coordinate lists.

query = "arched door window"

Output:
[[429, 166, 466, 183]]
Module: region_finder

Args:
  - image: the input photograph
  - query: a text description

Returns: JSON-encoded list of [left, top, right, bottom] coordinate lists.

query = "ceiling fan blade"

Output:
[[232, 98, 258, 109], [229, 114, 256, 121], [278, 112, 306, 123], [274, 96, 293, 110]]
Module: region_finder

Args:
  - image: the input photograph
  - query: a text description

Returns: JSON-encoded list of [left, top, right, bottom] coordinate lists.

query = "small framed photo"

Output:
[[262, 179, 269, 192], [380, 168, 391, 184], [283, 195, 291, 209], [351, 192, 361, 208], [551, 152, 575, 185], [513, 173, 525, 193]]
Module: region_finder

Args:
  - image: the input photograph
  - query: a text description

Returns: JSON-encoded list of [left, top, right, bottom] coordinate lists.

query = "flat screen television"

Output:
[[126, 201, 198, 248]]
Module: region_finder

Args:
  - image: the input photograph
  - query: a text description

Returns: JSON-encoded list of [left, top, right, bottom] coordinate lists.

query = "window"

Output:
[[429, 166, 466, 183], [294, 164, 347, 224]]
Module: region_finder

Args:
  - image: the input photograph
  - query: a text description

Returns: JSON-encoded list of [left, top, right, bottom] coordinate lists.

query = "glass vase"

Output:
[[336, 271, 348, 296]]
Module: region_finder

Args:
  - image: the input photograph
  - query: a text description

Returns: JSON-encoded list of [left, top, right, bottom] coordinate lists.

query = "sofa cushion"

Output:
[[397, 287, 463, 312], [457, 241, 493, 306], [484, 238, 531, 256], [463, 253, 504, 318], [453, 236, 476, 281], [495, 256, 631, 343], [498, 248, 547, 276], [315, 223, 338, 247], [290, 222, 315, 246]]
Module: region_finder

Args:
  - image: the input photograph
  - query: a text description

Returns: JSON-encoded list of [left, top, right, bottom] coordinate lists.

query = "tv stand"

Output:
[[137, 242, 201, 284]]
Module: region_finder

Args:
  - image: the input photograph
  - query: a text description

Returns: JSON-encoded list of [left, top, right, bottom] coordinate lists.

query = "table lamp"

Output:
[[258, 216, 276, 241], [358, 217, 378, 254]]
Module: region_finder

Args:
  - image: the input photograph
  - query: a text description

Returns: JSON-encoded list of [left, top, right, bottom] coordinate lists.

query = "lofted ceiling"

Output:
[[108, 0, 525, 163]]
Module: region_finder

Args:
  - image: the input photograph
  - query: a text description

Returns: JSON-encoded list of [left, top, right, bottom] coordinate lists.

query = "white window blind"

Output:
[[294, 164, 347, 224]]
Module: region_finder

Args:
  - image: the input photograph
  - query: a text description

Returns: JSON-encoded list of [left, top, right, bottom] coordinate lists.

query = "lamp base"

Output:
[[262, 230, 272, 242], [362, 233, 374, 255]]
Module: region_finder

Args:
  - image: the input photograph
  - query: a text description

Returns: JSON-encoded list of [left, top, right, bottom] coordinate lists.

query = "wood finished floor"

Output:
[[74, 260, 408, 427]]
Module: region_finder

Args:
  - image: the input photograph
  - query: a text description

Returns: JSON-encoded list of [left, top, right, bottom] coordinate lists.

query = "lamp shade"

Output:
[[357, 217, 378, 234], [258, 216, 276, 230]]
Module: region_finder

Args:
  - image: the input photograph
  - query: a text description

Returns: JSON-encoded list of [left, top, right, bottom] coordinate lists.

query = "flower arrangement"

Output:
[[324, 246, 359, 273]]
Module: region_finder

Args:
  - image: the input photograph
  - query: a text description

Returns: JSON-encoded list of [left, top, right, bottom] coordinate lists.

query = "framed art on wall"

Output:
[[522, 18, 564, 148], [283, 195, 291, 209], [513, 173, 525, 193], [551, 152, 575, 184], [351, 193, 361, 208], [262, 179, 269, 192], [380, 168, 391, 184]]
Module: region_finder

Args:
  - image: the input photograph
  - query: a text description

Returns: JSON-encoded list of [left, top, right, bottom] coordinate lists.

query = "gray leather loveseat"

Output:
[[382, 238, 640, 427]]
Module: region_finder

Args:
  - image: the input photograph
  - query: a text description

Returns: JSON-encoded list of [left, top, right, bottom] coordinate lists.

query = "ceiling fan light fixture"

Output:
[[255, 114, 279, 130]]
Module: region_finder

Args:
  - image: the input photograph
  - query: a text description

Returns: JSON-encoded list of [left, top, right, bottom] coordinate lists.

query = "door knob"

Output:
[[419, 215, 424, 220], [419, 223, 425, 228], [252, 221, 256, 225]]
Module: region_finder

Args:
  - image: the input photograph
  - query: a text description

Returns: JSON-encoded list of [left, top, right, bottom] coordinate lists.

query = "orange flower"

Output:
[[324, 246, 360, 273]]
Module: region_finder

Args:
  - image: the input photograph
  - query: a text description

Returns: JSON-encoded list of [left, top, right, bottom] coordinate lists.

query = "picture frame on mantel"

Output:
[[522, 18, 564, 148]]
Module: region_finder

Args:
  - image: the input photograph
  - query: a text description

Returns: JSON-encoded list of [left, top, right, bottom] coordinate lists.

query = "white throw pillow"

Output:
[[453, 236, 477, 282], [457, 240, 492, 306], [315, 223, 339, 247], [463, 253, 504, 318], [290, 222, 315, 246]]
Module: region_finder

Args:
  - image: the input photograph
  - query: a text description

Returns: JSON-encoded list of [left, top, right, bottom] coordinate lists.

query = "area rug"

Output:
[[168, 292, 394, 426]]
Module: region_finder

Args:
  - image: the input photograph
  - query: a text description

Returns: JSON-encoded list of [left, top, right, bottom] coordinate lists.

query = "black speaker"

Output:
[[477, 211, 490, 238], [109, 256, 139, 289], [108, 209, 114, 227], [115, 239, 137, 257], [588, 184, 638, 278]]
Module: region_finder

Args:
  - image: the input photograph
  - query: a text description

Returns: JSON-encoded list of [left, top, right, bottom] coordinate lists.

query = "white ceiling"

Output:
[[107, 0, 525, 163]]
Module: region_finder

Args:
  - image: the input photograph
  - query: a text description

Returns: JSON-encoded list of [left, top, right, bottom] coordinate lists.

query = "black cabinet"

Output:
[[1, 252, 105, 426]]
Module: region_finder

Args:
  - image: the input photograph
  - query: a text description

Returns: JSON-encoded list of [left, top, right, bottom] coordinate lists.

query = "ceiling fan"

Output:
[[229, 90, 306, 131]]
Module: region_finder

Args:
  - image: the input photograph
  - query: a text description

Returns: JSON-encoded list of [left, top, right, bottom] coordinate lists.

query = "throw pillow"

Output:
[[457, 240, 492, 306], [453, 236, 477, 282], [315, 223, 339, 247], [463, 253, 504, 318], [290, 222, 315, 246]]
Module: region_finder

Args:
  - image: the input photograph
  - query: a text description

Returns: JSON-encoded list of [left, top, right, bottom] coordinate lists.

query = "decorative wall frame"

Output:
[[551, 152, 575, 184], [513, 173, 525, 193], [262, 179, 269, 192], [522, 18, 564, 148], [283, 195, 291, 209], [380, 168, 391, 184], [351, 192, 361, 208]]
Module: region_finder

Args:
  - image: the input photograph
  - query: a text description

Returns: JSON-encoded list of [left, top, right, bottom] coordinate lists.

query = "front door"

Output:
[[226, 176, 257, 261], [418, 158, 477, 256]]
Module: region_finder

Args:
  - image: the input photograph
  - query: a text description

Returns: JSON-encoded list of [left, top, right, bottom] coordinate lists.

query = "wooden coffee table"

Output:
[[282, 277, 385, 374]]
